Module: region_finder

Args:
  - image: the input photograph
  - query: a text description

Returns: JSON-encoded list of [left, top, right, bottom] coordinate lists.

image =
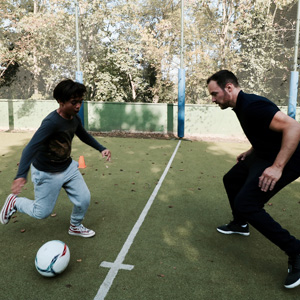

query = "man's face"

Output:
[[207, 80, 232, 110]]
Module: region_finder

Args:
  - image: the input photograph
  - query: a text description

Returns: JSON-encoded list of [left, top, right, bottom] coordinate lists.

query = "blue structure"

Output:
[[75, 71, 84, 126], [288, 71, 298, 119], [178, 69, 185, 138], [75, 0, 84, 126]]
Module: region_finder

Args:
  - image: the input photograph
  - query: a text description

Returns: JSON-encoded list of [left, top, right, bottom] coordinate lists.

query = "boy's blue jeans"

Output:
[[16, 160, 91, 226]]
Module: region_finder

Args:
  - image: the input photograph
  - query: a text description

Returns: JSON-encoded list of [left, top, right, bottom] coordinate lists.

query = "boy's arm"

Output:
[[13, 119, 56, 193], [11, 178, 27, 195], [75, 121, 111, 161]]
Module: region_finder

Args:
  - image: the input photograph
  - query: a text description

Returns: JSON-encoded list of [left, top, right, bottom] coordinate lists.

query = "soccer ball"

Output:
[[35, 240, 70, 277]]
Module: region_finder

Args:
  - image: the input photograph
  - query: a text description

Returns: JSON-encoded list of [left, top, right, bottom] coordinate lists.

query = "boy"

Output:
[[0, 79, 111, 237]]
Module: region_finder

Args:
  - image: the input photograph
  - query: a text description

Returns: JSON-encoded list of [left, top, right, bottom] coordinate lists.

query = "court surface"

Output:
[[0, 132, 300, 300]]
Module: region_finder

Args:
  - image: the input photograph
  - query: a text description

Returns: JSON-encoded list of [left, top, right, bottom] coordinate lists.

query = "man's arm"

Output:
[[237, 147, 254, 163], [259, 111, 300, 192]]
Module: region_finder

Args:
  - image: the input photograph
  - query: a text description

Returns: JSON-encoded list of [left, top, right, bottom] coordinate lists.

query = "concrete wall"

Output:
[[0, 99, 294, 139]]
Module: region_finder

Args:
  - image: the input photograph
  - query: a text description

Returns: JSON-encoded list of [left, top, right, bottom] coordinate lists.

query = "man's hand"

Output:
[[237, 147, 253, 163], [102, 149, 111, 161], [11, 178, 27, 195], [258, 166, 282, 192]]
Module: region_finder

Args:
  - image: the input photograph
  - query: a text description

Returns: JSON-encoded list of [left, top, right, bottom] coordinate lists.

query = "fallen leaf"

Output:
[[20, 229, 26, 233], [77, 259, 82, 262], [51, 213, 57, 217], [157, 274, 165, 278]]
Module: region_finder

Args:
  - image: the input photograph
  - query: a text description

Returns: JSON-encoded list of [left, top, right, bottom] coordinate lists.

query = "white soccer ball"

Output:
[[35, 240, 70, 277]]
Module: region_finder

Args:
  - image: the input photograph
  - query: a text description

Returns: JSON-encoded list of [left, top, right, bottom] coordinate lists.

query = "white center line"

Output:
[[94, 140, 182, 300]]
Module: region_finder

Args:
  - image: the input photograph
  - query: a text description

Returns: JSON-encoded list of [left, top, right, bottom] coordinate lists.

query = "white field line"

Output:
[[94, 140, 182, 300]]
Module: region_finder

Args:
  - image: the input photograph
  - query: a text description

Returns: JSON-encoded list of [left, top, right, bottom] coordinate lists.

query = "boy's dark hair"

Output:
[[53, 79, 86, 103], [207, 70, 239, 89]]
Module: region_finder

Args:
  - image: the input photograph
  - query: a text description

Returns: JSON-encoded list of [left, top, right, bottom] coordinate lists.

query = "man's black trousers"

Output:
[[223, 152, 300, 255]]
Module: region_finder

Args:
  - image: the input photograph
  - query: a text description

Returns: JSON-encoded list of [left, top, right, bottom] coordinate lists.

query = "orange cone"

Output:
[[78, 156, 86, 168]]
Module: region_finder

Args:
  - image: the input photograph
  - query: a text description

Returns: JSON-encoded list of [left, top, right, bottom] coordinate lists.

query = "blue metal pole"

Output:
[[178, 69, 185, 138], [288, 71, 298, 119], [288, 0, 300, 119], [75, 0, 84, 126], [177, 0, 185, 138], [76, 71, 84, 125]]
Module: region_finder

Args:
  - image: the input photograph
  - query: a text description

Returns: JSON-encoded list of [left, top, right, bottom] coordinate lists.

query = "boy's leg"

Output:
[[62, 161, 94, 237], [16, 165, 62, 219], [62, 161, 91, 226]]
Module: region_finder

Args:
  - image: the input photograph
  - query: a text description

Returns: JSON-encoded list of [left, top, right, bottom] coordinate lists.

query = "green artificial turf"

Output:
[[0, 133, 300, 300]]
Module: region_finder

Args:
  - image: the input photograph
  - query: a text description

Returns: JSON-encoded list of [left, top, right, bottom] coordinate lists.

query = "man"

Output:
[[207, 70, 300, 288], [0, 79, 111, 238]]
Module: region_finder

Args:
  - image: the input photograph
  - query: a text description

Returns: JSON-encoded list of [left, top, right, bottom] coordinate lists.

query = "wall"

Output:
[[0, 99, 293, 139]]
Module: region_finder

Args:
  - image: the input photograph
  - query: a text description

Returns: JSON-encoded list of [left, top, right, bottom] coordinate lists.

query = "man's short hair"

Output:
[[53, 79, 86, 103], [207, 70, 239, 89]]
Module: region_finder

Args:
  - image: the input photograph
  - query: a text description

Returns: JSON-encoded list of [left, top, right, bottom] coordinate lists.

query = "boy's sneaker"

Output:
[[285, 254, 300, 288], [68, 224, 95, 238], [0, 194, 17, 224], [217, 221, 250, 236]]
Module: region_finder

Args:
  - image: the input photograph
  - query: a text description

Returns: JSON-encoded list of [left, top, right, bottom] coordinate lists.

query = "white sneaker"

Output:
[[0, 194, 17, 224], [68, 224, 95, 238]]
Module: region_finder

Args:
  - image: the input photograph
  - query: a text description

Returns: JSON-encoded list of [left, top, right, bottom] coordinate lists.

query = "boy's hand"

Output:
[[102, 149, 111, 161], [11, 178, 27, 195]]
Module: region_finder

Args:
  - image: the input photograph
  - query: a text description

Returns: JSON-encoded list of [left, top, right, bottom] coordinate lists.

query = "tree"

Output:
[[0, 0, 298, 105]]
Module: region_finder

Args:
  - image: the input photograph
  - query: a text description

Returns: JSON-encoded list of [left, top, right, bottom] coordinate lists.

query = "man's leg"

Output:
[[222, 157, 300, 288], [234, 164, 300, 255], [223, 160, 250, 225]]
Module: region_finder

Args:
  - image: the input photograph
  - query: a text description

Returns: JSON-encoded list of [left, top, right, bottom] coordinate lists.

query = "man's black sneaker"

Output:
[[217, 221, 250, 236], [285, 254, 300, 288]]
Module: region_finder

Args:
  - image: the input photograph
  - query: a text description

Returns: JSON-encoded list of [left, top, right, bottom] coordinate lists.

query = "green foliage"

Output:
[[0, 0, 298, 104]]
